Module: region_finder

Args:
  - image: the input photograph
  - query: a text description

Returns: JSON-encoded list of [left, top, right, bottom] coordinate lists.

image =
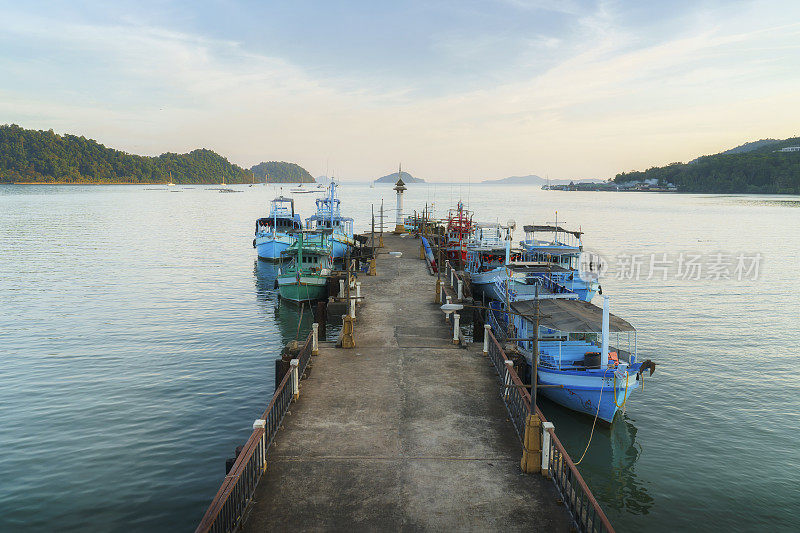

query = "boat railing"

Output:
[[195, 332, 314, 533], [486, 329, 614, 533]]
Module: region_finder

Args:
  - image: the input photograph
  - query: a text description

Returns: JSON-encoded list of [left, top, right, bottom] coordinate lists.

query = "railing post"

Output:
[[253, 419, 266, 472], [355, 281, 362, 303], [290, 359, 299, 400], [348, 294, 356, 320], [504, 360, 513, 399], [452, 312, 460, 344], [483, 324, 491, 355], [312, 323, 319, 355], [445, 296, 452, 324], [457, 279, 463, 300], [434, 278, 441, 304], [339, 278, 345, 297], [541, 422, 554, 477]]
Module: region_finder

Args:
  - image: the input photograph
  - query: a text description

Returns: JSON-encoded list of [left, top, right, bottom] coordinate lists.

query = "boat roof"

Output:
[[507, 264, 571, 272], [306, 213, 353, 222], [523, 225, 582, 238], [257, 214, 302, 222], [510, 298, 635, 333], [521, 244, 580, 256]]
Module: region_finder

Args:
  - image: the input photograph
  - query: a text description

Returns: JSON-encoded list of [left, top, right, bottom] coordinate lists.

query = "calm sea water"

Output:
[[1, 183, 798, 532]]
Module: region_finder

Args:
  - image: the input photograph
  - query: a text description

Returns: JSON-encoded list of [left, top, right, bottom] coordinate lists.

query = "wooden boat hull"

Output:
[[277, 276, 328, 302]]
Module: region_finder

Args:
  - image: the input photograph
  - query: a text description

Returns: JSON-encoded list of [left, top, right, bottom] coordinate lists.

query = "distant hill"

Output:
[[375, 171, 424, 183], [615, 137, 800, 194], [481, 174, 544, 185], [481, 174, 605, 185], [251, 161, 314, 183], [0, 124, 256, 184]]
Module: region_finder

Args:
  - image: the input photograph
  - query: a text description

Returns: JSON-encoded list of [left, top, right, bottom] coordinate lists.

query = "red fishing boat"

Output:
[[444, 201, 475, 266]]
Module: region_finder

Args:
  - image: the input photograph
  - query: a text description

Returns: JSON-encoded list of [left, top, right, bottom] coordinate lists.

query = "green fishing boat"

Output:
[[277, 231, 333, 303]]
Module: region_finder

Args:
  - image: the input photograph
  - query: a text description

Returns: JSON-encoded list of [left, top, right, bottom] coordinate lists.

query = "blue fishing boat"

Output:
[[519, 224, 600, 301], [253, 196, 303, 261], [467, 224, 578, 302], [304, 182, 355, 260], [488, 297, 655, 424]]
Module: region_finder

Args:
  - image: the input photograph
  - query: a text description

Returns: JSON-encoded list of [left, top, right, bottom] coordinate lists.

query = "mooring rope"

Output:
[[574, 368, 607, 466]]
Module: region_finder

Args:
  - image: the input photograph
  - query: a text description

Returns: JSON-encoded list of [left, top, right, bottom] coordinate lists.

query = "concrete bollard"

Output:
[[541, 422, 555, 476], [349, 295, 356, 319], [483, 324, 491, 355], [312, 323, 319, 355], [445, 296, 452, 323], [504, 360, 514, 399], [457, 279, 463, 300], [340, 314, 356, 348], [368, 258, 377, 276], [453, 312, 460, 344], [339, 278, 345, 297], [355, 281, 362, 303], [290, 359, 300, 400]]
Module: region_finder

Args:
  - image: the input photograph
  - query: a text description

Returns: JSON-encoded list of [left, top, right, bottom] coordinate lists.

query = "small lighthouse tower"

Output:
[[393, 164, 407, 234]]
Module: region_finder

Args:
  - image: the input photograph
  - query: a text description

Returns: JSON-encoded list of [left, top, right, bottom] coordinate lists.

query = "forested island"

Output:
[[374, 171, 424, 183], [251, 161, 314, 183], [614, 137, 800, 194], [0, 124, 313, 184]]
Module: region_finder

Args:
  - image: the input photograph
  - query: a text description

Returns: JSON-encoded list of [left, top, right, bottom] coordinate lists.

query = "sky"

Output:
[[1, 0, 799, 181]]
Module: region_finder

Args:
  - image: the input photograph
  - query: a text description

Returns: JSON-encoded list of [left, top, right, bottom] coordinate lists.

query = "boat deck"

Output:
[[241, 233, 570, 531]]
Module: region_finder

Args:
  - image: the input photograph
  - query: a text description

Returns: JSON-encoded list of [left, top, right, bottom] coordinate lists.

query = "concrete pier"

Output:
[[242, 233, 570, 531]]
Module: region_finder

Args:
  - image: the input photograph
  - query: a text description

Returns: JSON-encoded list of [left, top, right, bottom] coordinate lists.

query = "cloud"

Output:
[[1, 2, 799, 180]]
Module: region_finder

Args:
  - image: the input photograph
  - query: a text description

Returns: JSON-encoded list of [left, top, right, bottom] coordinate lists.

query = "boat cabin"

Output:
[[489, 298, 637, 371], [256, 196, 303, 234]]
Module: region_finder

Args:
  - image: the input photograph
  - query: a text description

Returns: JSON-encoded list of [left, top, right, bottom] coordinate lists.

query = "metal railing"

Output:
[[443, 260, 471, 300], [196, 333, 314, 533], [486, 329, 614, 533]]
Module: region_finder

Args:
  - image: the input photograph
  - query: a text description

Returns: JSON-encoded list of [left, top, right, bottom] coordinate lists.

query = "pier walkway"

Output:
[[241, 234, 570, 531]]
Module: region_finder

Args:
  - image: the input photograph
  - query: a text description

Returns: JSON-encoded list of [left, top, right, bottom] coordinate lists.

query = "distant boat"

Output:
[[253, 196, 303, 261], [277, 231, 332, 303], [291, 182, 317, 194], [167, 171, 175, 186]]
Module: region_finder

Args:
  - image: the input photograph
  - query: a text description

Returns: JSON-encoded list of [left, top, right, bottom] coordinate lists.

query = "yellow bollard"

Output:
[[420, 242, 425, 260], [368, 258, 377, 276], [521, 414, 542, 473], [340, 315, 356, 349]]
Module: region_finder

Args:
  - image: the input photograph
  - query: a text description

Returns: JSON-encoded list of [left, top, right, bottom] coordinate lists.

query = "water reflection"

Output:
[[252, 259, 340, 343], [539, 398, 654, 516]]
